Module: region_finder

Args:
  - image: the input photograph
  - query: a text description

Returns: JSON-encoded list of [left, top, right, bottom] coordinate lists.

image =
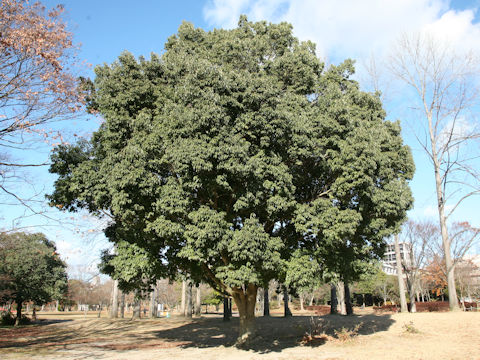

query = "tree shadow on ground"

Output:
[[0, 319, 152, 349], [152, 313, 395, 353]]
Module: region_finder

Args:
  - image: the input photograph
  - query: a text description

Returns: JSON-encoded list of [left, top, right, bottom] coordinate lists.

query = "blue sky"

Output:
[[3, 0, 480, 273]]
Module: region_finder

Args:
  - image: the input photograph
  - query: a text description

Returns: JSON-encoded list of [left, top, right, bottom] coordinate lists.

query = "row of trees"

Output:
[[394, 219, 479, 312]]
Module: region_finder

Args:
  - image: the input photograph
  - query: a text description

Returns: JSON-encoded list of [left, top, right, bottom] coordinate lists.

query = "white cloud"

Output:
[[423, 9, 480, 51], [437, 117, 475, 151], [423, 204, 454, 217], [55, 239, 83, 262], [203, 0, 479, 63]]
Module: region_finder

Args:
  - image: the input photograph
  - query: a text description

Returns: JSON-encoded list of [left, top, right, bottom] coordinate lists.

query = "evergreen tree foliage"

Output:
[[0, 232, 68, 324], [48, 17, 413, 342]]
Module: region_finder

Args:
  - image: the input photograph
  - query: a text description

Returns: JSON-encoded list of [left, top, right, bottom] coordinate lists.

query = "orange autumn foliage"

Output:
[[0, 0, 83, 148], [424, 255, 448, 297]]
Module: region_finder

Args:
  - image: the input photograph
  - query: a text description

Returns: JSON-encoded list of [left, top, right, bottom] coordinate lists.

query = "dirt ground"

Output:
[[0, 309, 479, 360]]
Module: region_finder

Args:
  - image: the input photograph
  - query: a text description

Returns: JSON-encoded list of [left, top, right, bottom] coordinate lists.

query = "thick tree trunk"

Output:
[[263, 285, 270, 316], [181, 280, 186, 316], [309, 294, 314, 306], [110, 279, 119, 318], [330, 283, 338, 314], [195, 285, 201, 316], [283, 287, 292, 317], [185, 281, 193, 318], [232, 284, 258, 346], [395, 235, 408, 312], [120, 292, 125, 318], [344, 282, 353, 315], [15, 299, 22, 326]]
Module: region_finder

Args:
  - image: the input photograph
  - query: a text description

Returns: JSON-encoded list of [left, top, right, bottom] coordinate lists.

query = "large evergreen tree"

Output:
[[48, 17, 413, 343]]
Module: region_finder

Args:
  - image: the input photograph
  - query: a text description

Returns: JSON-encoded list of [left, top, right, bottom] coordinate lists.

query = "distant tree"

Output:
[[455, 259, 480, 309], [0, 232, 67, 325], [49, 18, 413, 344], [67, 278, 90, 308], [424, 255, 448, 300], [203, 289, 223, 312], [355, 263, 398, 306], [285, 250, 321, 311], [400, 220, 437, 312], [0, 0, 82, 210], [99, 240, 166, 294]]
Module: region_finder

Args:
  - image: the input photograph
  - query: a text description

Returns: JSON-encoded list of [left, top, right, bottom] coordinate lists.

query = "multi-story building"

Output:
[[382, 242, 412, 275]]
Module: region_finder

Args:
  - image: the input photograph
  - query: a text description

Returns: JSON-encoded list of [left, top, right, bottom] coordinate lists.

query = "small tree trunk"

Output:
[[32, 307, 37, 321], [299, 293, 305, 311], [395, 235, 408, 312], [181, 280, 186, 316], [336, 282, 346, 315], [263, 285, 270, 316], [330, 283, 338, 314], [344, 282, 353, 315], [15, 299, 22, 326], [256, 289, 263, 315], [195, 285, 201, 316], [149, 287, 157, 318], [432, 151, 459, 311], [309, 294, 314, 306], [408, 281, 417, 313], [283, 287, 292, 317], [55, 300, 59, 311], [132, 291, 141, 319], [120, 292, 125, 318], [110, 279, 119, 318], [185, 281, 193, 318], [223, 296, 230, 321], [232, 284, 258, 346]]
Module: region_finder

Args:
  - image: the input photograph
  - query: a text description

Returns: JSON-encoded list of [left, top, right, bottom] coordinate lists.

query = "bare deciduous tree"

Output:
[[400, 220, 437, 312], [389, 33, 480, 310], [0, 0, 83, 218]]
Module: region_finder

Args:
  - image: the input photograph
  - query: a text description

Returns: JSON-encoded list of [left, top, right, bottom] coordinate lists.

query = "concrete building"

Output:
[[382, 242, 412, 275]]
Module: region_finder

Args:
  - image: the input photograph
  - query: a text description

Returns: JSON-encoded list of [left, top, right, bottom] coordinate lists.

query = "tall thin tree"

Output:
[[389, 33, 480, 310]]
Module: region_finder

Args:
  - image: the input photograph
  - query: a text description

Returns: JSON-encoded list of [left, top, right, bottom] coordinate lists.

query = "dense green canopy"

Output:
[[0, 232, 68, 323], [49, 17, 413, 340]]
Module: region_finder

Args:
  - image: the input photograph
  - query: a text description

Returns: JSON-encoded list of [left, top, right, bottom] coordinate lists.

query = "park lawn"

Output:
[[0, 309, 478, 359]]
